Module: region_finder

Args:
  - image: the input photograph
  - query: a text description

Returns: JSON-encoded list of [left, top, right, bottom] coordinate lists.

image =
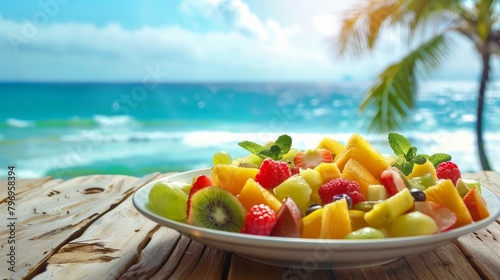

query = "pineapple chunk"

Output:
[[366, 184, 389, 201], [334, 133, 389, 178], [320, 199, 352, 239], [364, 188, 415, 228]]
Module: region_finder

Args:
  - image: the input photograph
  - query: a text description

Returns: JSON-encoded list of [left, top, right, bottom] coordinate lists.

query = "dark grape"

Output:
[[332, 194, 353, 209], [410, 188, 426, 201], [305, 203, 322, 216]]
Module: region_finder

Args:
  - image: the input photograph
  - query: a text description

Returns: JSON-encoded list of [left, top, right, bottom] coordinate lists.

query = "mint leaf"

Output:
[[258, 150, 278, 160], [405, 147, 417, 161], [429, 153, 452, 168], [238, 141, 267, 158], [388, 133, 412, 156], [269, 145, 282, 159], [413, 154, 427, 165], [401, 162, 414, 176], [275, 134, 292, 157], [394, 162, 413, 176], [238, 134, 293, 161]]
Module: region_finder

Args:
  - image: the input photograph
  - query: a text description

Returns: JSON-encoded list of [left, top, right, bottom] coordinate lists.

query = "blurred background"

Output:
[[1, 0, 499, 179]]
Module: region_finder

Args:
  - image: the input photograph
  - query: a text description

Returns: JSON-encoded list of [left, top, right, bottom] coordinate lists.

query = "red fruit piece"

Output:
[[186, 175, 214, 219], [379, 167, 407, 197], [242, 204, 276, 236], [318, 178, 364, 205], [293, 148, 333, 169], [270, 197, 302, 237], [291, 166, 301, 175], [436, 161, 461, 185], [463, 185, 490, 221], [414, 201, 457, 232], [255, 158, 291, 189]]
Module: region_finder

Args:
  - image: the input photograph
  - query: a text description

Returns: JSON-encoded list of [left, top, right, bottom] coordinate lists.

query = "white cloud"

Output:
[[0, 13, 342, 81], [0, 2, 489, 83], [180, 0, 268, 39]]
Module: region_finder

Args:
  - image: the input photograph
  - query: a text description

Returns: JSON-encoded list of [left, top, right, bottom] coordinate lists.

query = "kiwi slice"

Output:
[[189, 186, 246, 232]]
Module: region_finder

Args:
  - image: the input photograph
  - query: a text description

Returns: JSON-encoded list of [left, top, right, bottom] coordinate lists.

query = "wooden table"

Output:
[[1, 171, 499, 280]]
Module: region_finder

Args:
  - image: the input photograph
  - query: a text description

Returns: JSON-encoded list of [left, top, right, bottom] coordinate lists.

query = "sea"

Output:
[[1, 81, 499, 180]]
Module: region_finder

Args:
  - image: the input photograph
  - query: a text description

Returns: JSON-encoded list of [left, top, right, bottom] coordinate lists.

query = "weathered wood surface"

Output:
[[1, 171, 499, 280]]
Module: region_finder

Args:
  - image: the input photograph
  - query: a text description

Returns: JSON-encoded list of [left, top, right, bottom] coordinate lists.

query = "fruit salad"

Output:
[[147, 133, 491, 239]]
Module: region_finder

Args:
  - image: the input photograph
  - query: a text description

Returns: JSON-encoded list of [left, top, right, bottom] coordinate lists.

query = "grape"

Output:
[[305, 203, 322, 216], [332, 194, 353, 209], [389, 211, 438, 237], [344, 227, 386, 239], [409, 173, 436, 188], [213, 151, 232, 165], [410, 188, 426, 201], [148, 181, 188, 221]]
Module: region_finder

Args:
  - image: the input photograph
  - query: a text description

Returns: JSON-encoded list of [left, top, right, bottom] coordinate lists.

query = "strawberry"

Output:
[[186, 175, 214, 219], [241, 204, 276, 236], [318, 178, 364, 205], [255, 158, 291, 189], [436, 161, 461, 185], [379, 167, 407, 196], [293, 148, 333, 169]]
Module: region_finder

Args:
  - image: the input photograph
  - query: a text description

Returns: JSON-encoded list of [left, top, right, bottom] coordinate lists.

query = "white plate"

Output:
[[132, 169, 500, 270]]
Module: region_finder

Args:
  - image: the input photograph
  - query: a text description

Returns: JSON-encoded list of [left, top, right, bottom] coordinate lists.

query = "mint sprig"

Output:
[[238, 134, 292, 161], [388, 133, 451, 175]]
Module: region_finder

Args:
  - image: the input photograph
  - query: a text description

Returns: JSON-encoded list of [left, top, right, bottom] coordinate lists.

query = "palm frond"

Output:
[[359, 33, 453, 132], [333, 0, 402, 60]]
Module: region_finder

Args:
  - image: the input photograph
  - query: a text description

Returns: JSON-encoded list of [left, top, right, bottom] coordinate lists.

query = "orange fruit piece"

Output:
[[349, 210, 368, 231], [320, 199, 352, 239], [424, 180, 473, 227], [211, 165, 259, 195], [301, 208, 323, 238], [341, 158, 378, 198], [463, 185, 490, 221], [317, 137, 345, 160], [334, 133, 389, 178], [238, 178, 282, 213]]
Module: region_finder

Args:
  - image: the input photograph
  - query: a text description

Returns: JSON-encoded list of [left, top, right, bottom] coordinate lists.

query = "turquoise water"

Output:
[[1, 81, 499, 179]]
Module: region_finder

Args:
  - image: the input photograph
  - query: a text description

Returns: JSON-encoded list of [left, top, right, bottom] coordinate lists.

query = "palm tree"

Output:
[[334, 0, 499, 170]]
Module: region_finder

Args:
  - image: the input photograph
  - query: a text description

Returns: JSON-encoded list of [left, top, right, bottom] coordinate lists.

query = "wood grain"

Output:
[[0, 173, 161, 279], [0, 176, 54, 202]]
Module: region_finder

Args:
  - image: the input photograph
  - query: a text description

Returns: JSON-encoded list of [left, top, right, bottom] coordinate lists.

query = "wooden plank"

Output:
[[0, 176, 54, 202], [393, 243, 480, 280], [228, 254, 332, 280], [162, 239, 205, 279], [455, 223, 500, 279], [120, 226, 182, 279], [148, 236, 194, 279], [33, 188, 166, 280], [0, 173, 161, 279], [457, 171, 500, 279], [183, 246, 228, 280]]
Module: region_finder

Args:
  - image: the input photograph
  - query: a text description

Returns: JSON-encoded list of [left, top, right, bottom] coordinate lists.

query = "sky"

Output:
[[0, 0, 496, 82]]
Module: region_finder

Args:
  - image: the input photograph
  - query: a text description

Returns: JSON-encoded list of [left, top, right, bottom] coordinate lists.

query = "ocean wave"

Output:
[[2, 115, 140, 129], [5, 129, 500, 180], [60, 130, 185, 143], [6, 118, 35, 128], [93, 114, 137, 128]]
